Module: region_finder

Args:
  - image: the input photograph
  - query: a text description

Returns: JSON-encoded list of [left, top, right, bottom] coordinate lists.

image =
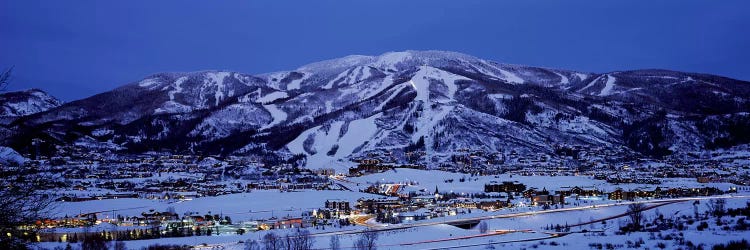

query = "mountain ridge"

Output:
[[2, 50, 749, 169]]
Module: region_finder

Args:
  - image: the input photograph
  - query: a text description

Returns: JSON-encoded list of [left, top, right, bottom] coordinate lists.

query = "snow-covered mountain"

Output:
[[2, 51, 749, 168], [0, 89, 62, 118]]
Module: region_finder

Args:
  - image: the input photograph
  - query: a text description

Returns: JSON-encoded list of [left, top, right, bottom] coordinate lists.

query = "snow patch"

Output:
[[260, 104, 287, 130], [297, 55, 374, 72], [375, 51, 413, 70], [325, 100, 334, 113], [488, 93, 513, 99], [555, 72, 570, 85], [580, 75, 601, 92], [481, 61, 524, 84], [287, 114, 382, 168], [138, 78, 160, 88], [206, 72, 231, 106], [598, 75, 616, 96], [256, 91, 288, 103], [154, 101, 193, 114], [335, 114, 382, 158], [286, 73, 309, 90], [375, 84, 408, 111], [168, 76, 188, 101], [410, 66, 469, 101]]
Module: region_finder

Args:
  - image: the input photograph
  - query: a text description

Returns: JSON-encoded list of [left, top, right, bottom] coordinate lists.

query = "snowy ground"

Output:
[[38, 197, 750, 250], [37, 169, 748, 249]]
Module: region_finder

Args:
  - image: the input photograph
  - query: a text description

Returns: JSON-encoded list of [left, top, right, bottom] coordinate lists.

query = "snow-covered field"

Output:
[[35, 168, 748, 249], [39, 197, 750, 250]]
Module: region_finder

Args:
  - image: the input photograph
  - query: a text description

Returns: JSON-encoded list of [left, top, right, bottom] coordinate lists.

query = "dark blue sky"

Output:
[[1, 1, 748, 101]]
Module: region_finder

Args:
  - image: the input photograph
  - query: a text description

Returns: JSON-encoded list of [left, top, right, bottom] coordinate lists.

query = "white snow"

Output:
[[154, 101, 193, 114], [579, 75, 601, 92], [297, 55, 374, 72], [375, 51, 413, 70], [323, 66, 377, 91], [30, 91, 48, 98], [325, 100, 334, 113], [237, 89, 261, 103], [190, 104, 270, 138], [497, 68, 524, 84], [285, 73, 309, 90], [41, 195, 750, 250], [322, 69, 351, 89], [356, 66, 373, 81], [291, 115, 313, 124], [393, 66, 470, 154], [555, 72, 570, 85], [255, 91, 288, 103], [598, 75, 616, 96], [304, 121, 344, 155], [261, 71, 287, 89], [260, 104, 287, 130], [3, 103, 29, 116], [264, 71, 311, 90], [335, 114, 381, 158], [168, 76, 188, 101], [287, 121, 345, 168], [488, 93, 513, 99], [375, 84, 408, 111], [137, 78, 160, 88], [287, 129, 316, 154], [287, 114, 382, 168], [411, 105, 455, 155], [409, 80, 422, 99], [206, 72, 231, 106], [338, 74, 394, 102], [481, 61, 524, 84], [0, 90, 61, 117], [410, 66, 468, 102]]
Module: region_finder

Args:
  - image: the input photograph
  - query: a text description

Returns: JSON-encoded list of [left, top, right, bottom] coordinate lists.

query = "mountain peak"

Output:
[[297, 55, 375, 72], [297, 50, 482, 73], [0, 88, 62, 118]]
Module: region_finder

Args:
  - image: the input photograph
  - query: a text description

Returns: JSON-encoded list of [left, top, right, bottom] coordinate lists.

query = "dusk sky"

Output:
[[1, 0, 749, 101]]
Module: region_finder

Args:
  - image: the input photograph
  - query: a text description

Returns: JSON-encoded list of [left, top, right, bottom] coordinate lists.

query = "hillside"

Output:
[[2, 51, 749, 168]]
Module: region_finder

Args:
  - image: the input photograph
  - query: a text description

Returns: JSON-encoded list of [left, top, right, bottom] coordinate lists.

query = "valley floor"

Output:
[[33, 169, 749, 250], [36, 196, 750, 249]]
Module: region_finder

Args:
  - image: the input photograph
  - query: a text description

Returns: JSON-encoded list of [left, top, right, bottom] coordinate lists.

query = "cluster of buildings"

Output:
[[9, 146, 747, 243], [34, 155, 347, 203], [355, 145, 749, 188]]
